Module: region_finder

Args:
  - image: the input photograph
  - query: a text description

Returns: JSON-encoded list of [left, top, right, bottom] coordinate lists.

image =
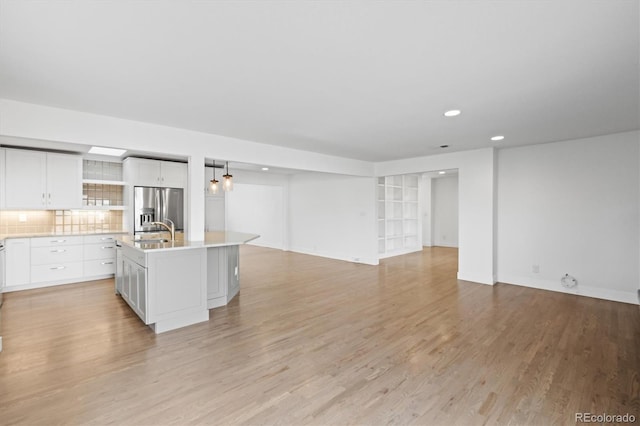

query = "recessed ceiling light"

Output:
[[491, 135, 505, 141], [438, 171, 446, 175], [261, 167, 269, 171], [444, 109, 461, 117], [88, 146, 126, 156]]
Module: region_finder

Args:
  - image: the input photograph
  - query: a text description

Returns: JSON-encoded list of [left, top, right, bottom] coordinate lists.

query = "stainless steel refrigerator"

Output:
[[134, 186, 184, 234]]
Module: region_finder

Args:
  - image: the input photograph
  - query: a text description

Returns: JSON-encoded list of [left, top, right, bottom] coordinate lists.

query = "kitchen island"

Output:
[[116, 231, 259, 333]]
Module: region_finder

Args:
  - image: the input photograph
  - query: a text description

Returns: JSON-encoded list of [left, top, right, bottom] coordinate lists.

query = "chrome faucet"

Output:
[[148, 219, 175, 241]]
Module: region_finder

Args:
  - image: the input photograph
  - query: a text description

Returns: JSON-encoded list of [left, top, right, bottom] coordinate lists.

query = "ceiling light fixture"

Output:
[[223, 162, 233, 192], [209, 162, 219, 194], [491, 135, 505, 141], [262, 167, 269, 171], [88, 146, 126, 156], [444, 109, 461, 117]]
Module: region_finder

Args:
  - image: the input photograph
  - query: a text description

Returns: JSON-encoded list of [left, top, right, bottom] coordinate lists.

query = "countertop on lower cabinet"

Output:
[[115, 231, 259, 334]]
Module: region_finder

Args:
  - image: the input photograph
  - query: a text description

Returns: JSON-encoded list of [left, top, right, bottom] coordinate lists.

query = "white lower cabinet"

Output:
[[206, 245, 240, 308], [6, 239, 31, 286], [30, 236, 83, 284], [121, 255, 148, 323], [4, 233, 122, 291], [83, 234, 117, 276]]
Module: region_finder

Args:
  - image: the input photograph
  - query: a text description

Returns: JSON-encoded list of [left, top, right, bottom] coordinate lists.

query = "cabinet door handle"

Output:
[[42, 193, 45, 205], [50, 249, 66, 253], [101, 261, 114, 265], [51, 239, 66, 243], [50, 266, 66, 270], [100, 237, 113, 241], [101, 246, 114, 249]]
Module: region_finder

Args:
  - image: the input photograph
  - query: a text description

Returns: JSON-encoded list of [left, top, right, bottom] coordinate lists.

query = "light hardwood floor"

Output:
[[0, 246, 638, 425]]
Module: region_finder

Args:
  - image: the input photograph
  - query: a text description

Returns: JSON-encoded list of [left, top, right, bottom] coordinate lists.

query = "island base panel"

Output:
[[150, 309, 209, 334]]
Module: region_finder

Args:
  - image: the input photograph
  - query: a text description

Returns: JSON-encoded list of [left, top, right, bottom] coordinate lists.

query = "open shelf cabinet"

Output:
[[377, 174, 422, 259]]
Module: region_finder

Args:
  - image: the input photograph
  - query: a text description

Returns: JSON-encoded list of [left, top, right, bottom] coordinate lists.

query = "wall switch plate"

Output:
[[532, 264, 540, 274]]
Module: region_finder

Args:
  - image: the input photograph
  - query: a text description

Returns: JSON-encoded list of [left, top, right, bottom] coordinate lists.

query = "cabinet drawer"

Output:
[[83, 234, 121, 244], [31, 244, 83, 265], [31, 261, 83, 283], [84, 259, 116, 276], [83, 243, 117, 260], [31, 235, 83, 247]]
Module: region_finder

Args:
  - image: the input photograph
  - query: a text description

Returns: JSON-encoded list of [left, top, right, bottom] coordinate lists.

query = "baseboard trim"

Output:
[[457, 272, 496, 285], [498, 274, 639, 305], [378, 247, 423, 259], [4, 274, 114, 293], [289, 246, 378, 266]]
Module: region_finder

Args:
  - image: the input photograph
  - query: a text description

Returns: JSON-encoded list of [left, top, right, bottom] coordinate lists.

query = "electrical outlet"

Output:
[[532, 264, 540, 274], [18, 213, 27, 222]]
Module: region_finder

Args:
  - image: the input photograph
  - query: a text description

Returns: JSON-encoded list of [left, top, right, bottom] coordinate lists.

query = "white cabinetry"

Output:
[[378, 175, 422, 258], [4, 149, 82, 209], [6, 239, 30, 286], [30, 236, 83, 283], [115, 245, 208, 332], [83, 234, 117, 276], [123, 158, 187, 188], [122, 255, 148, 322], [206, 246, 239, 308], [4, 233, 123, 292]]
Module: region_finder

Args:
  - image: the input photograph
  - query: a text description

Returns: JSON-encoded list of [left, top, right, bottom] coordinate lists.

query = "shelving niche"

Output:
[[378, 174, 422, 258], [82, 160, 125, 210]]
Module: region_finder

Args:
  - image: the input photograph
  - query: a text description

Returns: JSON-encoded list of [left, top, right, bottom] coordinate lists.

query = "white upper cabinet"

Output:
[[160, 161, 187, 188], [124, 158, 186, 188], [4, 149, 82, 209], [5, 149, 47, 208], [46, 153, 83, 209]]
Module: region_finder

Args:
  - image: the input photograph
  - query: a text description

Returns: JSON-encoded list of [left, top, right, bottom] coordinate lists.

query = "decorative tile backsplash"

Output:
[[83, 184, 123, 207], [0, 210, 123, 235]]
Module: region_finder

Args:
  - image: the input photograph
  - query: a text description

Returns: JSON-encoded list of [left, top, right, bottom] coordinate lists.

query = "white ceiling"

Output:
[[0, 1, 638, 162]]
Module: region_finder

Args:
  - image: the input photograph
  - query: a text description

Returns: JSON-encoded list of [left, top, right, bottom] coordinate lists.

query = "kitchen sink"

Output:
[[134, 238, 170, 244]]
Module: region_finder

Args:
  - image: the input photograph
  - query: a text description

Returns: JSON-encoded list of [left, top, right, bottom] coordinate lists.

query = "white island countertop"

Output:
[[117, 231, 259, 252]]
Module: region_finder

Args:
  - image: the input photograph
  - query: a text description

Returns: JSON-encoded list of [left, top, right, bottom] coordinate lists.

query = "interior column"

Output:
[[187, 154, 205, 241]]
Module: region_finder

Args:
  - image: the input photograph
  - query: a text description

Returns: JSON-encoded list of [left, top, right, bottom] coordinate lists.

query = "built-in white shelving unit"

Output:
[[82, 160, 126, 210], [378, 174, 421, 258]]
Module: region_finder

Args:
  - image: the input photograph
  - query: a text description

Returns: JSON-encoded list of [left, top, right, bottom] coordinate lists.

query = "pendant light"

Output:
[[223, 161, 233, 192], [209, 162, 219, 194]]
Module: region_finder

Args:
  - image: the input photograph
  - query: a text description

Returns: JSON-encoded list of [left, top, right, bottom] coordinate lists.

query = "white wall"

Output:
[[497, 131, 639, 304], [0, 99, 374, 177], [288, 173, 378, 265], [226, 183, 285, 249], [432, 176, 459, 247], [376, 148, 496, 284], [224, 169, 289, 249], [0, 99, 371, 244]]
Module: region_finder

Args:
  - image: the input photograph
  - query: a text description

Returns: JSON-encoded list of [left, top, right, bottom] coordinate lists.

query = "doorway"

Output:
[[421, 169, 459, 249]]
